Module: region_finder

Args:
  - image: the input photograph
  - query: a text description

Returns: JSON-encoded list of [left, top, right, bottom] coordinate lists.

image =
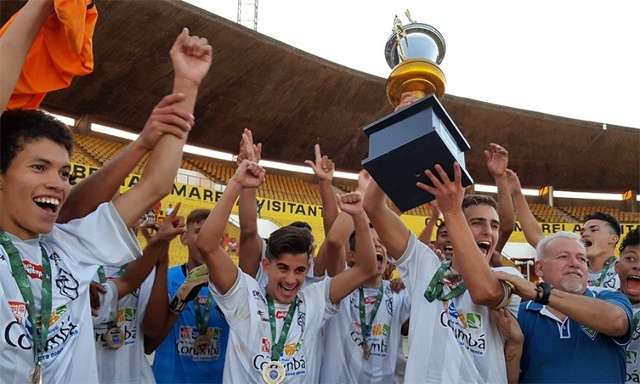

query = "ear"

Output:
[[609, 233, 620, 247], [615, 260, 621, 275], [180, 232, 187, 245], [261, 257, 271, 271], [534, 260, 544, 279]]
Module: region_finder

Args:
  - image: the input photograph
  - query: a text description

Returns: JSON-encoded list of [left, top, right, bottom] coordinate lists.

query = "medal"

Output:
[[358, 284, 383, 360], [30, 362, 43, 384], [193, 292, 213, 352], [261, 361, 286, 384], [424, 260, 467, 302], [105, 325, 124, 349], [194, 334, 210, 351], [362, 342, 371, 360]]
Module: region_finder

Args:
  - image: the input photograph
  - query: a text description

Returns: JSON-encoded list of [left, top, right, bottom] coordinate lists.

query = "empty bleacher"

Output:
[[529, 203, 577, 223], [559, 206, 640, 224]]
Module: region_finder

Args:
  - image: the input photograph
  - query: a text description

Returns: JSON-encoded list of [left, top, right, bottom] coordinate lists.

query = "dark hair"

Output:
[[186, 209, 210, 225], [288, 221, 312, 232], [266, 226, 313, 260], [436, 222, 447, 237], [462, 194, 497, 210], [620, 228, 640, 253], [1, 109, 73, 173], [584, 211, 621, 237]]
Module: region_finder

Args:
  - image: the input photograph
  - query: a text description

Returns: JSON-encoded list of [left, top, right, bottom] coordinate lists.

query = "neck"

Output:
[[362, 274, 383, 288], [589, 252, 613, 273], [186, 258, 201, 272], [0, 222, 38, 241]]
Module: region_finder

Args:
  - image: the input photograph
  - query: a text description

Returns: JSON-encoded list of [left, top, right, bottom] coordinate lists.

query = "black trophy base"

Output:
[[362, 95, 473, 212]]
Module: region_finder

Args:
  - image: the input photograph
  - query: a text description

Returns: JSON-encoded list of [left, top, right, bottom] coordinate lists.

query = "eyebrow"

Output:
[[32, 158, 71, 169]]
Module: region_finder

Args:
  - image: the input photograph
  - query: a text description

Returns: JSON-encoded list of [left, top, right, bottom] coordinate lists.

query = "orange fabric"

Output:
[[0, 0, 98, 110]]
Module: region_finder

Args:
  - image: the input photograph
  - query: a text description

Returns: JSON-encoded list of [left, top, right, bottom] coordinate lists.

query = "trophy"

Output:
[[362, 11, 474, 212]]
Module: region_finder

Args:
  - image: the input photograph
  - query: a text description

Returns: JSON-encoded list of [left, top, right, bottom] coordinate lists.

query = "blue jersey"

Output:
[[152, 265, 229, 384]]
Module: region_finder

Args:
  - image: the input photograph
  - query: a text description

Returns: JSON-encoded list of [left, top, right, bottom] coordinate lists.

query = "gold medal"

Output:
[[194, 334, 210, 351], [261, 361, 286, 384], [30, 362, 43, 384], [105, 325, 124, 349]]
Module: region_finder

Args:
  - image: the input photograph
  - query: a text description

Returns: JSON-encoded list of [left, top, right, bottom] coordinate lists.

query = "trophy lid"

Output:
[[385, 22, 446, 69]]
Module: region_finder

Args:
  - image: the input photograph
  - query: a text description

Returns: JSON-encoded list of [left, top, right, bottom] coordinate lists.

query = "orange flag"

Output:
[[0, 0, 98, 110]]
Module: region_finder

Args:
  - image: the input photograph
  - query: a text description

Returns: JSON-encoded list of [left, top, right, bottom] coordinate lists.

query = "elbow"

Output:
[[608, 310, 631, 337]]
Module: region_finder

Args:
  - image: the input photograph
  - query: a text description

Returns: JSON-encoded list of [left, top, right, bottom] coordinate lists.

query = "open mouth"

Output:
[[278, 283, 298, 296], [582, 239, 593, 247], [476, 241, 492, 256], [627, 275, 640, 292], [33, 197, 60, 214]]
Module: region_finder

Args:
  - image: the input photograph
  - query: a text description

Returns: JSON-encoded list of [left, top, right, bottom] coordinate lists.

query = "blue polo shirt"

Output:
[[518, 288, 632, 383], [152, 265, 229, 384]]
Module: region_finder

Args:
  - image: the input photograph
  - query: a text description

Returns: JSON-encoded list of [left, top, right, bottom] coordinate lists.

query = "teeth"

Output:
[[628, 276, 640, 281], [33, 197, 60, 206]]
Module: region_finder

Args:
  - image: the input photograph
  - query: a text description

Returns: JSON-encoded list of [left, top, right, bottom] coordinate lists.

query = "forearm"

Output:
[[319, 180, 338, 234], [116, 240, 168, 298], [363, 182, 410, 260], [513, 192, 543, 247], [238, 188, 262, 277], [418, 215, 437, 245], [0, 0, 52, 112], [323, 212, 353, 276], [144, 312, 179, 354], [142, 260, 170, 339], [58, 141, 148, 223], [504, 341, 522, 384], [445, 210, 503, 305], [495, 175, 515, 251], [548, 290, 629, 336]]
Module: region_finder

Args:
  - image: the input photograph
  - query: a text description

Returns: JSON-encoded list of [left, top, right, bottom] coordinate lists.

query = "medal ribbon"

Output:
[[591, 256, 617, 287], [424, 260, 467, 302], [358, 284, 384, 344], [193, 291, 212, 338], [0, 232, 52, 364], [267, 295, 298, 362]]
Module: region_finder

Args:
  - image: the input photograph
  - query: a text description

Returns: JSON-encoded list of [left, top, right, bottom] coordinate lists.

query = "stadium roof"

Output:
[[2, 0, 638, 192]]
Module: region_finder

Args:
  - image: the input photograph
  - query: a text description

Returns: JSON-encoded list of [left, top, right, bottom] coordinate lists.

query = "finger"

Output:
[[416, 181, 438, 196], [423, 169, 443, 190], [304, 160, 317, 170], [155, 114, 193, 131], [155, 93, 186, 109], [484, 149, 491, 163], [255, 143, 262, 160], [95, 284, 107, 294], [314, 143, 322, 163], [153, 106, 195, 124], [433, 164, 452, 185], [154, 125, 188, 140], [170, 202, 182, 218], [174, 27, 189, 45], [453, 163, 462, 185]]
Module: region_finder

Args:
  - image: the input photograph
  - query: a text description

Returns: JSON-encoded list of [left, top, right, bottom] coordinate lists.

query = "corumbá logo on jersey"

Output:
[[350, 328, 389, 357], [253, 353, 307, 377], [439, 302, 486, 355], [177, 326, 223, 361], [4, 316, 79, 359]]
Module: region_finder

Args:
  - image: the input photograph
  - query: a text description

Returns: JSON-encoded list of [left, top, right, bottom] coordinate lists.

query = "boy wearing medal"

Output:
[[198, 159, 378, 383], [319, 212, 411, 383], [615, 228, 640, 383], [146, 208, 230, 384], [362, 160, 522, 383], [0, 27, 210, 383]]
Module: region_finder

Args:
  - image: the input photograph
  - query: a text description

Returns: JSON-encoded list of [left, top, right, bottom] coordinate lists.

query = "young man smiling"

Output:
[[0, 28, 211, 383], [197, 159, 378, 383]]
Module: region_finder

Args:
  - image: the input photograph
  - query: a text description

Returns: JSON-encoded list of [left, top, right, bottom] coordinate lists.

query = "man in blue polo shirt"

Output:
[[495, 231, 632, 383]]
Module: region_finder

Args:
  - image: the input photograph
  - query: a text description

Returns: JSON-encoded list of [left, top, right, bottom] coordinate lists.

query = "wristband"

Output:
[[534, 282, 553, 305]]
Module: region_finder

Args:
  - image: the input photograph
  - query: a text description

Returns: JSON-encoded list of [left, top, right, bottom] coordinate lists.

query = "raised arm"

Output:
[[114, 205, 185, 298], [305, 144, 338, 233], [485, 144, 515, 252], [113, 29, 212, 227], [329, 192, 378, 304], [237, 128, 264, 277], [0, 0, 53, 112], [496, 271, 629, 337], [321, 212, 354, 277], [418, 203, 440, 245], [418, 163, 504, 307], [197, 161, 265, 294], [363, 178, 411, 260], [507, 169, 544, 247], [58, 94, 192, 223]]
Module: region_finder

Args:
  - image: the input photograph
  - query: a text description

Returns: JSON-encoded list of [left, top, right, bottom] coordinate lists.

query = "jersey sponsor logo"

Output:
[[22, 259, 43, 280], [581, 325, 598, 340], [95, 321, 138, 347], [177, 326, 224, 361], [275, 310, 288, 319], [627, 367, 640, 383], [8, 301, 27, 324], [55, 267, 79, 300], [253, 353, 307, 377], [439, 302, 486, 356], [385, 297, 393, 315], [296, 310, 305, 332], [4, 315, 79, 360], [350, 330, 389, 357], [257, 309, 270, 322], [252, 290, 267, 304], [48, 304, 69, 326], [283, 342, 300, 357]]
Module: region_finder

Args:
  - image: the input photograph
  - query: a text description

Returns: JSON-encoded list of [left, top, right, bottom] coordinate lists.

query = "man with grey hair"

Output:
[[495, 231, 632, 383]]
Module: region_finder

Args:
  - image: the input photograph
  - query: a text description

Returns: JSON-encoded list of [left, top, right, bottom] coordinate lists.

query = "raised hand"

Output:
[[505, 169, 523, 196], [493, 271, 537, 301], [356, 169, 372, 194], [416, 163, 464, 215], [170, 28, 213, 87], [304, 144, 334, 181], [232, 160, 265, 189], [237, 128, 262, 164], [338, 191, 365, 216], [394, 92, 421, 111], [153, 202, 186, 243], [484, 143, 509, 178], [137, 93, 195, 151]]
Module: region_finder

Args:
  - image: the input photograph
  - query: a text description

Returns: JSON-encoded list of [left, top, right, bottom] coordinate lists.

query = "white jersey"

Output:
[[392, 234, 521, 383], [0, 203, 140, 384], [210, 268, 337, 383], [93, 266, 156, 384], [588, 260, 620, 290], [320, 280, 411, 384], [625, 304, 640, 384]]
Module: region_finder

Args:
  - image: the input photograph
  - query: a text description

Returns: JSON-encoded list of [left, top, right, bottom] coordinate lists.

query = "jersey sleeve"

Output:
[[397, 288, 412, 323], [92, 280, 119, 327], [596, 289, 633, 345], [209, 267, 253, 327], [390, 234, 440, 295], [52, 202, 141, 266], [301, 277, 338, 328]]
